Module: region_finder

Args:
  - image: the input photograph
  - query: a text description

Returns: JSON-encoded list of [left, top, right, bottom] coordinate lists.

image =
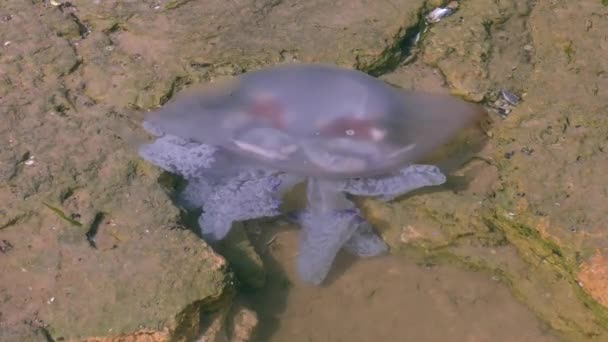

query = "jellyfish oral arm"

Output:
[[337, 164, 446, 201]]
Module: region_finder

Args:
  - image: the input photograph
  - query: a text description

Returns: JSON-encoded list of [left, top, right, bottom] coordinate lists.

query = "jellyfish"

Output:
[[139, 63, 484, 285]]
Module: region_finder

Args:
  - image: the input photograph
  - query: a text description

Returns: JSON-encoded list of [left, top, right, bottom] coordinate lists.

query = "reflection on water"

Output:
[[236, 223, 561, 342]]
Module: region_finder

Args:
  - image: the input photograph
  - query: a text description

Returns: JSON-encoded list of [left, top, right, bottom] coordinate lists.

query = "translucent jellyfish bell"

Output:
[[144, 63, 485, 178]]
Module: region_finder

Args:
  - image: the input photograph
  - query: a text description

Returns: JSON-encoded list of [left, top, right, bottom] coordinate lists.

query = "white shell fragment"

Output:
[[426, 8, 453, 23], [500, 89, 521, 106], [425, 1, 459, 24]]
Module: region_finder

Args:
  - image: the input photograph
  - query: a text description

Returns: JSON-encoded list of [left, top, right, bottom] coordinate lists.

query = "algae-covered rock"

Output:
[[0, 1, 234, 340], [479, 0, 608, 337], [0, 160, 233, 340], [64, 0, 427, 109], [421, 0, 533, 102], [370, 0, 608, 340]]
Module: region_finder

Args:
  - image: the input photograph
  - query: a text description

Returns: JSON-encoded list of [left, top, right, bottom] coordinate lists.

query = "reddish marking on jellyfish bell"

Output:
[[249, 98, 286, 129], [320, 117, 377, 140]]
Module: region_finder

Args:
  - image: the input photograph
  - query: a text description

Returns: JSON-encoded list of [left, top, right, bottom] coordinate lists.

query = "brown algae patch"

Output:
[[578, 250, 608, 308]]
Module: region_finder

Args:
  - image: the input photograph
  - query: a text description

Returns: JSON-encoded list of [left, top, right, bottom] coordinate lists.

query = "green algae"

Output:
[[165, 0, 195, 10], [483, 211, 608, 336], [42, 202, 83, 227]]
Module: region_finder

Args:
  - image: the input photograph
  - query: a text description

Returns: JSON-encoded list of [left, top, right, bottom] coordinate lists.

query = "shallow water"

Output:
[[240, 223, 561, 342]]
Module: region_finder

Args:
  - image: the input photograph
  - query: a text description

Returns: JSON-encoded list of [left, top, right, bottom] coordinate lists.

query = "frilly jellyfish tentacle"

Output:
[[289, 207, 388, 259], [342, 220, 389, 257], [297, 208, 361, 285], [337, 164, 447, 202], [137, 132, 291, 241], [198, 211, 233, 242], [198, 171, 285, 241], [138, 134, 218, 179], [142, 120, 166, 137], [177, 178, 214, 210], [297, 178, 362, 284]]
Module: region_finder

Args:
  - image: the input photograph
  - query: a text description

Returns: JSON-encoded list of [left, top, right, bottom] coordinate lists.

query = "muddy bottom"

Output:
[[238, 223, 561, 342]]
